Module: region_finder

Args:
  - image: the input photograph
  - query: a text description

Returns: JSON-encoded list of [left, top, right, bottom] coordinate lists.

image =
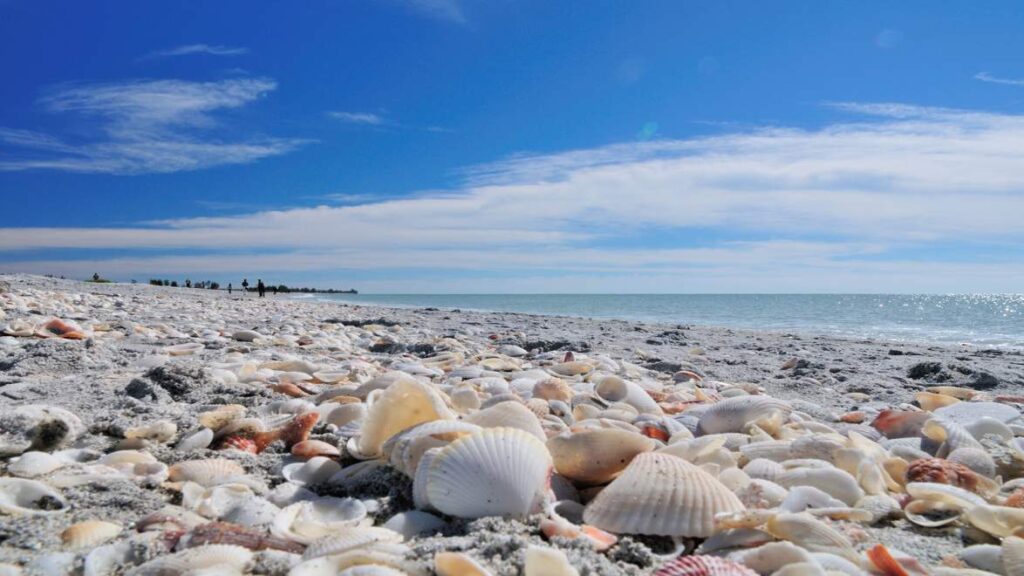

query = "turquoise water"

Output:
[[301, 293, 1024, 347]]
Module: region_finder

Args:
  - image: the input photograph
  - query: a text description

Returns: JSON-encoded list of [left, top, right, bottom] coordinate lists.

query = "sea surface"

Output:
[[301, 293, 1024, 348]]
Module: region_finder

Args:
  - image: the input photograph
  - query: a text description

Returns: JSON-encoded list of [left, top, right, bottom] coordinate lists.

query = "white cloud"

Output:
[[328, 111, 385, 125], [975, 72, 1024, 87], [0, 78, 306, 174], [4, 102, 1024, 291], [147, 44, 248, 58], [402, 0, 466, 23]]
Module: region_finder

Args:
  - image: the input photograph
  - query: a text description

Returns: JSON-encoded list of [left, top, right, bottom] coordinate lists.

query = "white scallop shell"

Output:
[[424, 427, 552, 519], [0, 478, 68, 515], [302, 527, 404, 560], [743, 458, 785, 482], [382, 420, 483, 477], [272, 497, 368, 544], [382, 510, 446, 539], [583, 452, 745, 537], [168, 458, 247, 486], [1003, 535, 1024, 576], [463, 401, 546, 441], [764, 512, 857, 561], [594, 376, 661, 415], [413, 447, 442, 512], [775, 467, 864, 506], [352, 374, 452, 458], [697, 396, 791, 435], [8, 451, 65, 477], [175, 428, 214, 451], [282, 457, 342, 486], [125, 544, 253, 575]]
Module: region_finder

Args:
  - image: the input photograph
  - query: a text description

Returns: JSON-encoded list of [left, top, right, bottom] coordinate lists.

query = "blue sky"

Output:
[[2, 0, 1024, 292]]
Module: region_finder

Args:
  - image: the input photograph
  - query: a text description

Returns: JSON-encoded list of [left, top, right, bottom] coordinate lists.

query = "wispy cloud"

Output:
[[4, 102, 1024, 291], [0, 78, 307, 174], [974, 71, 1024, 87], [328, 111, 385, 125], [401, 0, 467, 23], [147, 44, 248, 58]]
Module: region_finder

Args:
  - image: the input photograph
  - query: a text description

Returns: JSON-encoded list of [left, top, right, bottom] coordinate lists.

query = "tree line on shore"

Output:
[[144, 279, 355, 293]]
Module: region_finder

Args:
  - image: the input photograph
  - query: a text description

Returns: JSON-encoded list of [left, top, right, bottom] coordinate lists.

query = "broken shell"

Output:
[[464, 401, 546, 441], [168, 458, 247, 487], [125, 420, 177, 444], [282, 457, 342, 486], [434, 552, 492, 576], [524, 546, 578, 576], [175, 428, 214, 451], [697, 396, 791, 435], [0, 478, 68, 515], [291, 440, 342, 460], [775, 467, 864, 506], [302, 527, 404, 560], [272, 497, 369, 544], [547, 428, 655, 485], [764, 512, 857, 561], [352, 374, 452, 458], [61, 520, 122, 549]]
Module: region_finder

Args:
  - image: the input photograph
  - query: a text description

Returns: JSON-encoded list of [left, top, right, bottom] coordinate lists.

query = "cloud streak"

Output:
[[328, 111, 385, 125], [0, 78, 306, 174], [975, 72, 1024, 87], [147, 44, 248, 58], [4, 103, 1024, 291]]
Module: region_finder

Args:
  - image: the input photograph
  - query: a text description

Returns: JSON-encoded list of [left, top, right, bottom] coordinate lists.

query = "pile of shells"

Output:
[[3, 280, 1024, 575]]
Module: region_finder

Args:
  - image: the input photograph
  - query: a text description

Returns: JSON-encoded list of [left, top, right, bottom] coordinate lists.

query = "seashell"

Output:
[[594, 376, 662, 415], [268, 482, 318, 508], [272, 497, 369, 544], [180, 521, 304, 554], [533, 378, 574, 403], [8, 451, 65, 477], [0, 404, 86, 456], [0, 478, 68, 515], [38, 318, 87, 339], [718, 467, 751, 492], [967, 417, 1015, 443], [497, 344, 528, 357], [924, 418, 984, 456], [870, 409, 930, 439], [337, 567, 408, 576], [652, 555, 759, 576], [958, 544, 1003, 574], [550, 361, 593, 376], [788, 435, 844, 463], [326, 403, 368, 432], [732, 542, 813, 575], [424, 427, 552, 518], [735, 479, 789, 509], [464, 401, 546, 441], [351, 374, 452, 458], [738, 441, 793, 465], [697, 396, 791, 435], [176, 428, 214, 451], [292, 440, 341, 459], [168, 458, 247, 487], [198, 405, 246, 431], [1003, 536, 1024, 576], [764, 512, 857, 561], [915, 391, 960, 411], [382, 420, 483, 477], [524, 546, 578, 576], [949, 447, 998, 478], [779, 485, 846, 512], [966, 505, 1024, 538], [743, 458, 785, 482], [855, 494, 902, 524], [382, 510, 446, 539], [775, 467, 864, 506], [313, 370, 350, 384], [907, 457, 998, 498], [583, 452, 744, 537], [126, 543, 253, 575], [697, 528, 773, 554], [807, 553, 866, 576], [435, 552, 492, 576], [936, 402, 1021, 426], [125, 420, 177, 443], [290, 546, 425, 576], [547, 428, 655, 485], [302, 527, 404, 560], [164, 342, 205, 356], [232, 329, 263, 342], [61, 520, 122, 549], [282, 457, 343, 486]]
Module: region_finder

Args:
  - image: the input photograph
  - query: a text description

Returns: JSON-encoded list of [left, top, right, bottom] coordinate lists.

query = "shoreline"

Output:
[[2, 273, 1024, 573]]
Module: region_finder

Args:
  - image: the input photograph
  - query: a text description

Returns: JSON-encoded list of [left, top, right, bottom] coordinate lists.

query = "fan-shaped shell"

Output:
[[125, 544, 252, 575], [583, 452, 745, 537], [547, 428, 655, 485], [8, 451, 65, 477], [272, 497, 369, 544], [302, 527, 404, 560], [764, 512, 857, 561], [775, 467, 864, 506], [742, 458, 785, 482], [353, 374, 452, 458], [61, 520, 122, 549], [464, 401, 545, 441], [653, 555, 758, 576], [424, 427, 552, 519], [0, 478, 67, 515], [168, 459, 247, 487], [282, 457, 342, 486], [383, 420, 483, 476]]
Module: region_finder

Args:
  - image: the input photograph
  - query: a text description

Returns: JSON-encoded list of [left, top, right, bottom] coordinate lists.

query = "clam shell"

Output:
[[168, 458, 247, 486], [175, 428, 214, 451], [303, 527, 404, 560], [353, 374, 452, 458], [764, 512, 857, 561], [949, 447, 998, 478], [524, 546, 578, 576], [8, 451, 65, 477], [61, 520, 122, 549], [594, 376, 662, 415], [435, 552, 492, 576], [125, 544, 253, 575], [0, 478, 67, 515], [464, 401, 546, 441], [272, 497, 369, 544], [583, 452, 745, 537], [697, 396, 791, 435], [959, 544, 1003, 574], [775, 467, 864, 506], [965, 505, 1024, 538], [382, 510, 446, 539], [653, 555, 758, 576], [425, 427, 552, 519], [547, 428, 655, 485], [282, 457, 342, 486]]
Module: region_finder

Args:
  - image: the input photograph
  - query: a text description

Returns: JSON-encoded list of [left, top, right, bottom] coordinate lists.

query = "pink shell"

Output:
[[654, 556, 758, 576]]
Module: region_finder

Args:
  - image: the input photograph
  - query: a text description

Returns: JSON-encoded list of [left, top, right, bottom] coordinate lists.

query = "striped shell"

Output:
[[653, 555, 758, 576], [303, 527, 404, 560], [125, 544, 253, 575], [464, 401, 546, 441], [168, 459, 247, 487], [424, 427, 552, 519], [697, 396, 791, 435], [583, 453, 745, 537]]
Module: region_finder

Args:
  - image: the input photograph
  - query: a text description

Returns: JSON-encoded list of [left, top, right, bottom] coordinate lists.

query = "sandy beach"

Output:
[[3, 273, 1024, 575]]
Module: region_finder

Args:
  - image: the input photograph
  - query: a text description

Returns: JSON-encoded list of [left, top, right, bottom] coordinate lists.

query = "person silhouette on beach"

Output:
[[273, 285, 278, 296], [242, 278, 249, 293], [228, 283, 233, 295], [257, 279, 266, 298]]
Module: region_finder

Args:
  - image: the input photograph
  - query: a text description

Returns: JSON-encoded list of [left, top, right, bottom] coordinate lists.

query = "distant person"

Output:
[[273, 285, 278, 296], [92, 273, 100, 282], [257, 279, 266, 298], [242, 278, 249, 293], [228, 283, 233, 295]]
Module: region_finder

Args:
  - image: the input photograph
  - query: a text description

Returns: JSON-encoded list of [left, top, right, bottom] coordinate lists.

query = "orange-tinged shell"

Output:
[[653, 555, 757, 576], [839, 412, 866, 424], [866, 544, 911, 576], [183, 521, 305, 554], [1007, 487, 1024, 508], [291, 440, 341, 459], [533, 378, 574, 403], [907, 457, 997, 497]]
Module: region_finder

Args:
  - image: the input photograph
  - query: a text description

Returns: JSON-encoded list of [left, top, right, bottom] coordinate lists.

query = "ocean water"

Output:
[[304, 293, 1024, 348]]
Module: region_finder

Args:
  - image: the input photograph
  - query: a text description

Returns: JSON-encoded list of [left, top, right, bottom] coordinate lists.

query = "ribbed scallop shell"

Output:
[[8, 451, 65, 477], [1003, 535, 1024, 576], [547, 428, 655, 485], [382, 420, 483, 476], [125, 544, 252, 575], [583, 452, 745, 537], [353, 375, 452, 458], [742, 458, 785, 482], [923, 418, 983, 457], [168, 458, 247, 487], [464, 401, 546, 441], [697, 396, 791, 435], [61, 520, 122, 549], [425, 427, 552, 519], [775, 467, 863, 506], [0, 478, 67, 515], [302, 527, 404, 560], [653, 555, 758, 576], [764, 512, 857, 561], [738, 441, 792, 463]]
